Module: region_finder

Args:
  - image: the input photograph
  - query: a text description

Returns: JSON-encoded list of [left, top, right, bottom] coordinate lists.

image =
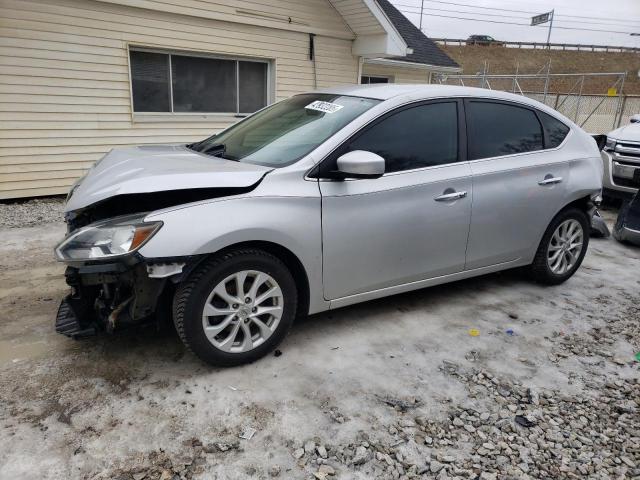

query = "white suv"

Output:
[[602, 117, 640, 201]]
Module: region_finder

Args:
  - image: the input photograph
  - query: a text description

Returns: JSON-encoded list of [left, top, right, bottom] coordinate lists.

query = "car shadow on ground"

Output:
[[77, 267, 527, 365]]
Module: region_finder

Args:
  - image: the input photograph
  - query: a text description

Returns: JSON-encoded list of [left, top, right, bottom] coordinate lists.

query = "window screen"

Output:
[[171, 55, 236, 113], [130, 51, 171, 112], [538, 111, 570, 148], [347, 102, 458, 173], [129, 50, 269, 114], [467, 102, 543, 160], [239, 61, 268, 113]]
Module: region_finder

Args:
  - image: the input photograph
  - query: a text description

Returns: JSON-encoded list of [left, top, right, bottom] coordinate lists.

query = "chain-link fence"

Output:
[[433, 72, 637, 134]]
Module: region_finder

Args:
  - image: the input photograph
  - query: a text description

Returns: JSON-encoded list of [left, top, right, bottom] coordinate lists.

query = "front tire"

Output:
[[528, 208, 590, 285], [173, 249, 297, 366]]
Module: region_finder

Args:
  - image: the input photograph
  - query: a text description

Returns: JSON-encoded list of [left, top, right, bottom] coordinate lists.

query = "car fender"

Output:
[[139, 195, 326, 314], [564, 154, 603, 205]]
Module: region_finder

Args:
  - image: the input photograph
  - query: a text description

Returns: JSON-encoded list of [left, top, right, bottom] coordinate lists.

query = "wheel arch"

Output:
[[526, 194, 593, 265], [557, 194, 594, 217], [203, 240, 311, 320]]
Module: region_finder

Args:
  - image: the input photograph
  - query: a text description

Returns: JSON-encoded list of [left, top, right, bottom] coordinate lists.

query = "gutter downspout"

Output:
[[310, 33, 318, 88]]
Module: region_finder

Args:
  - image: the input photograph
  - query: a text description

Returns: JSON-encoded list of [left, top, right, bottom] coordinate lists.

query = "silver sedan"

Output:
[[55, 85, 603, 366]]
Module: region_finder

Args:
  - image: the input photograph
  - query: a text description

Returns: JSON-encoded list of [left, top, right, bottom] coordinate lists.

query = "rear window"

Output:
[[538, 111, 570, 148], [467, 101, 543, 160]]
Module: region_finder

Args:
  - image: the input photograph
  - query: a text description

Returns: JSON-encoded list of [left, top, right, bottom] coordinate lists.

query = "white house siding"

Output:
[[329, 0, 386, 35], [362, 62, 430, 83], [0, 0, 359, 199]]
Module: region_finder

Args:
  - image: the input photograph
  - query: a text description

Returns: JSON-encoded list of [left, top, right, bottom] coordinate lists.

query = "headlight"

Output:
[[605, 137, 616, 151], [55, 214, 162, 261]]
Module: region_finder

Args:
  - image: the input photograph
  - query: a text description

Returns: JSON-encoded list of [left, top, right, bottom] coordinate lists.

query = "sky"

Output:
[[390, 0, 640, 47]]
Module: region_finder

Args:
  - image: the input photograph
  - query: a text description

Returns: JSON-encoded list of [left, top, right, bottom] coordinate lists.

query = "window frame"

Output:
[[536, 109, 572, 150], [361, 75, 392, 84], [312, 98, 467, 179], [127, 45, 274, 122], [463, 98, 570, 162]]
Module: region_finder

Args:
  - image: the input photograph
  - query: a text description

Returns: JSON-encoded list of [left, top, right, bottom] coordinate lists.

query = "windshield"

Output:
[[188, 94, 380, 167]]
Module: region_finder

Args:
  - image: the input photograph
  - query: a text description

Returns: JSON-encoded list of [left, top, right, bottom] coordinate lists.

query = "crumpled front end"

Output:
[[56, 259, 173, 338], [54, 212, 198, 338], [54, 144, 272, 337]]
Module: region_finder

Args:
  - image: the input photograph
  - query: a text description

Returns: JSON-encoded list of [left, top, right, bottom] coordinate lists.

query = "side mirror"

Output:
[[334, 150, 385, 179]]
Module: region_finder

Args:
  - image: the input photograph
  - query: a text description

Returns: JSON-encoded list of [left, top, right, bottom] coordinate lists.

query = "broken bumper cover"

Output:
[[590, 208, 610, 238], [55, 255, 198, 338]]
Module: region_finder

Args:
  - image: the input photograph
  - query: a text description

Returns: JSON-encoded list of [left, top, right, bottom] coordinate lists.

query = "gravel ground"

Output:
[[0, 196, 65, 228], [0, 210, 638, 480]]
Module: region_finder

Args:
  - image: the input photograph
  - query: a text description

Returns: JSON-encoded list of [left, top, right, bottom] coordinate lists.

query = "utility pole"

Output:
[[546, 9, 554, 47], [419, 0, 425, 31]]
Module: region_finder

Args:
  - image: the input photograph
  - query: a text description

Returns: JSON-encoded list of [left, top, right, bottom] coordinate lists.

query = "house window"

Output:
[[130, 49, 270, 114], [361, 75, 390, 84]]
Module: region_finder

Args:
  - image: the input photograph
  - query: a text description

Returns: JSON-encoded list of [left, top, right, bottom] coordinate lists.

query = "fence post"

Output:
[[574, 75, 584, 123], [543, 60, 551, 104], [614, 73, 627, 128], [482, 61, 488, 89], [617, 95, 627, 128]]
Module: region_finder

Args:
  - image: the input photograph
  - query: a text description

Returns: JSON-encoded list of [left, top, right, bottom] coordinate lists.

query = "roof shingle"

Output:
[[375, 0, 459, 69]]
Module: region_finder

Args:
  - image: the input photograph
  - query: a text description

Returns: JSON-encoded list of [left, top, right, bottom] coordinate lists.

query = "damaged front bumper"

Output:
[[56, 255, 197, 339]]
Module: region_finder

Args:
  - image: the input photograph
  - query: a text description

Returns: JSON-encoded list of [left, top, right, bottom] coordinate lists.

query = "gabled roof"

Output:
[[375, 0, 459, 69]]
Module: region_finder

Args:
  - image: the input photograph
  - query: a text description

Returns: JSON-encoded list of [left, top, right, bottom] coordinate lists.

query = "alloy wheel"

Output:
[[201, 270, 283, 353], [547, 219, 584, 275]]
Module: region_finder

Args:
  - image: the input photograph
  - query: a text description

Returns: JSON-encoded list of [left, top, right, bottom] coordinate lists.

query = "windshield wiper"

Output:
[[201, 143, 227, 157], [186, 140, 203, 151]]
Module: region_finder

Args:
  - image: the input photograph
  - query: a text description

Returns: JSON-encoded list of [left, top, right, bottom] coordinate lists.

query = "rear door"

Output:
[[464, 100, 570, 269]]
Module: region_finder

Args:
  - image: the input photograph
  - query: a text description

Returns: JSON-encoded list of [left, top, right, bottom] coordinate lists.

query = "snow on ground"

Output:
[[0, 210, 638, 479]]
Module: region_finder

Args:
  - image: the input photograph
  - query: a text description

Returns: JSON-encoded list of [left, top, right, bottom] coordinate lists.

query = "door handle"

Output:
[[538, 176, 563, 186], [434, 190, 467, 202]]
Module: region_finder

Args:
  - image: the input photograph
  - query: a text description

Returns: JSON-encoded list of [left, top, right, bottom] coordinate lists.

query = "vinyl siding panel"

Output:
[[0, 0, 359, 199], [330, 0, 385, 35], [362, 63, 431, 83]]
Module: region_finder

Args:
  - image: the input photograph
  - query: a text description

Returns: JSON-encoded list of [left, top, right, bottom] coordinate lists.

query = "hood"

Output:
[[65, 145, 273, 212], [608, 123, 640, 143]]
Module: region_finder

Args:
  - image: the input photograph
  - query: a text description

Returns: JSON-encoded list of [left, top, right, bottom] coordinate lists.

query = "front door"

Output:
[[318, 100, 472, 300]]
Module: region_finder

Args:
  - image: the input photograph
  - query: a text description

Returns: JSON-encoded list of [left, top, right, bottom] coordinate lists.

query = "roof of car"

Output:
[[310, 84, 573, 123], [313, 84, 539, 103]]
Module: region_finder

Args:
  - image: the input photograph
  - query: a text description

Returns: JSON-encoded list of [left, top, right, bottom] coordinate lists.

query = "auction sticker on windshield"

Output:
[[305, 100, 344, 114]]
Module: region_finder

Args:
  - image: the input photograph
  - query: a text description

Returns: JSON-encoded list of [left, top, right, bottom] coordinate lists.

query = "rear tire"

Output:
[[528, 208, 590, 285], [173, 249, 297, 367]]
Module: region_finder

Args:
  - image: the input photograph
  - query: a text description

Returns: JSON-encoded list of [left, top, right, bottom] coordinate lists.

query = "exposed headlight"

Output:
[[55, 214, 162, 261], [605, 137, 616, 151]]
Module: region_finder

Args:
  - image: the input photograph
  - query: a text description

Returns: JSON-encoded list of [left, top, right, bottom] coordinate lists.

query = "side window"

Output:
[[538, 111, 570, 148], [467, 101, 543, 160], [346, 102, 458, 173]]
